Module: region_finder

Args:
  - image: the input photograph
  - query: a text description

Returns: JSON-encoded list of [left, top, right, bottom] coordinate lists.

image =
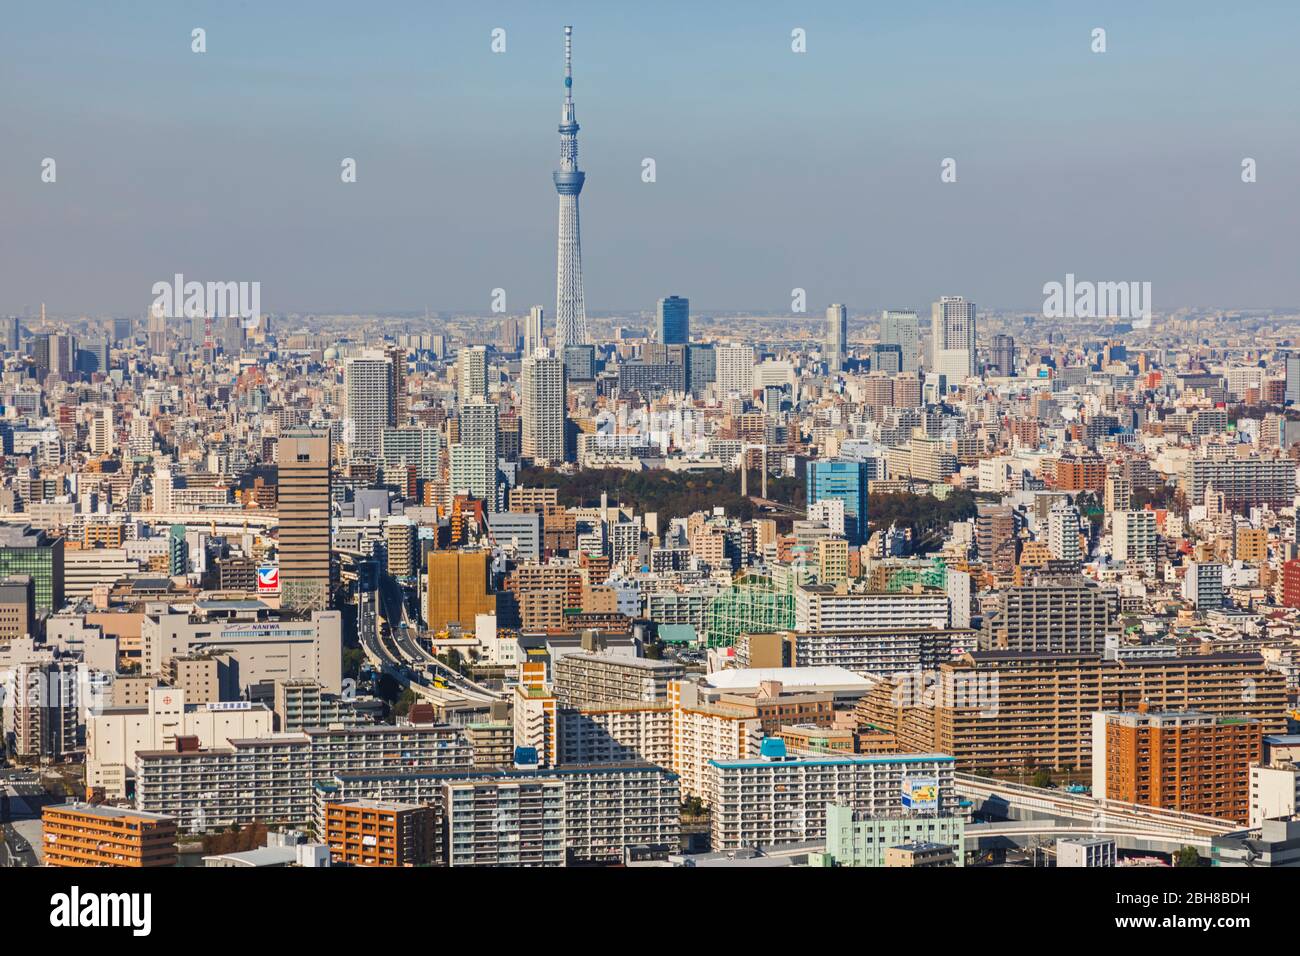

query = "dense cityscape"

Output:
[[1, 4, 1293, 937]]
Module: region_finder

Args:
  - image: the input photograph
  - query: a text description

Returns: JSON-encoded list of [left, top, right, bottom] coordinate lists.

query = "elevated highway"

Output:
[[956, 773, 1239, 855], [965, 821, 1219, 855], [374, 571, 500, 704]]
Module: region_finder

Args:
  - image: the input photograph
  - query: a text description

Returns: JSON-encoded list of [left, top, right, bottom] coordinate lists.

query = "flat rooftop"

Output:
[[45, 802, 175, 823], [703, 666, 872, 691]]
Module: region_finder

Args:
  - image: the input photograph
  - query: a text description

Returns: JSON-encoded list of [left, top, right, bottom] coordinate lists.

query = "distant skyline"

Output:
[[3, 1, 1300, 316]]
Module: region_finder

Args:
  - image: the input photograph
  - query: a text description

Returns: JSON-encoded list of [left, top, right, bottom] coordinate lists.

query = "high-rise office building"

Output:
[[35, 332, 76, 378], [345, 355, 394, 457], [278, 428, 333, 612], [449, 443, 498, 507], [147, 306, 167, 354], [525, 306, 545, 356], [387, 345, 407, 426], [989, 333, 1017, 376], [459, 398, 500, 509], [807, 460, 869, 545], [7, 316, 21, 353], [826, 303, 848, 373], [498, 316, 521, 353], [220, 315, 243, 354], [1287, 353, 1300, 406], [931, 296, 976, 384], [458, 346, 488, 403], [714, 343, 755, 398], [657, 296, 689, 345], [427, 550, 496, 633], [687, 343, 716, 394], [0, 526, 64, 614], [881, 310, 919, 374], [460, 398, 499, 462], [553, 26, 588, 351], [90, 408, 114, 456], [562, 344, 596, 381], [522, 349, 566, 465], [869, 343, 902, 375], [78, 337, 110, 375]]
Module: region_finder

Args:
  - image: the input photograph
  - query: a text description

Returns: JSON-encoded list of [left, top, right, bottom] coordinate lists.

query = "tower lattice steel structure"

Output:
[[553, 25, 587, 351]]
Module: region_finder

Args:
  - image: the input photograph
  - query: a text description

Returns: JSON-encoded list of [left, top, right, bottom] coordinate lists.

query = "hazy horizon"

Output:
[[4, 1, 1300, 317]]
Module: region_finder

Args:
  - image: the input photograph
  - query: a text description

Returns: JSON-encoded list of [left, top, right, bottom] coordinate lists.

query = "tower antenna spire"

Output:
[[553, 25, 587, 350], [564, 24, 573, 97]]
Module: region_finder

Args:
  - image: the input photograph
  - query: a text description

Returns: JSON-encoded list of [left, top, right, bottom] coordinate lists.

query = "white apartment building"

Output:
[[135, 724, 472, 831], [794, 585, 950, 632], [557, 704, 672, 768], [1112, 510, 1159, 564], [552, 652, 684, 707], [87, 687, 273, 799], [458, 345, 488, 402], [707, 744, 957, 850], [449, 442, 498, 508], [668, 680, 761, 800], [714, 343, 755, 398], [345, 354, 393, 455], [521, 349, 566, 465]]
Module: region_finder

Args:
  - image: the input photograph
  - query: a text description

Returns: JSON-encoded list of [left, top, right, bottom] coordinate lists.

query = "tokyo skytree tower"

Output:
[[553, 25, 587, 350]]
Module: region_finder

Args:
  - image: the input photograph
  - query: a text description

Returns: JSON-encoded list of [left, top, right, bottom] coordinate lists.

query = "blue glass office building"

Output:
[[656, 296, 689, 345], [807, 460, 869, 545]]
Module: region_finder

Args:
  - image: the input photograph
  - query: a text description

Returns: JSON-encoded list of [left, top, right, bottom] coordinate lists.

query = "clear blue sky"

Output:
[[2, 0, 1298, 316]]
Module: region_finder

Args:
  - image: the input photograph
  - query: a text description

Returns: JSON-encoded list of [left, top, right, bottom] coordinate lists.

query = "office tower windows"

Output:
[[522, 349, 567, 465], [0, 526, 64, 614], [687, 344, 716, 394], [826, 303, 848, 373], [345, 355, 394, 456], [387, 345, 407, 426], [459, 346, 488, 403], [525, 306, 545, 356], [562, 344, 596, 381], [990, 333, 1017, 376], [715, 343, 755, 398], [1286, 354, 1300, 406], [931, 296, 976, 385], [881, 310, 919, 374], [657, 296, 689, 345], [278, 428, 333, 612], [807, 460, 869, 546]]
